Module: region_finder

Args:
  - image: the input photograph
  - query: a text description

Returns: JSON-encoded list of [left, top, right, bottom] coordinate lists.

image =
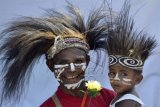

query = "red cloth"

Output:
[[40, 88, 116, 107]]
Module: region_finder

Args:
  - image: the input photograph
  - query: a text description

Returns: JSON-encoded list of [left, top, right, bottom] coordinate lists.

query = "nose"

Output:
[[70, 63, 75, 72], [113, 73, 120, 81]]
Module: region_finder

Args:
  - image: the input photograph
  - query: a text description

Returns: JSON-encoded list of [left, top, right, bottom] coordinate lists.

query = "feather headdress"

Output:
[[105, 1, 157, 71], [0, 3, 106, 104]]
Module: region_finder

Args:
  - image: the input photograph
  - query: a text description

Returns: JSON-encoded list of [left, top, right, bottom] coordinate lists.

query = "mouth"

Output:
[[62, 72, 84, 84], [66, 75, 79, 79], [111, 83, 121, 92], [113, 84, 120, 88]]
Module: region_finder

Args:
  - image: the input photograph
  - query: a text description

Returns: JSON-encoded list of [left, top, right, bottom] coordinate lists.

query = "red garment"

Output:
[[40, 88, 116, 107]]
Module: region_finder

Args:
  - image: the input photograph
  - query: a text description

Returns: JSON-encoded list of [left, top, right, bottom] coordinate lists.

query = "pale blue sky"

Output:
[[0, 0, 160, 107]]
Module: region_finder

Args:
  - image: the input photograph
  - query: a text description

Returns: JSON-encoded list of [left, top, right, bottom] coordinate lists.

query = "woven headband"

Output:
[[109, 55, 143, 71], [47, 36, 89, 59]]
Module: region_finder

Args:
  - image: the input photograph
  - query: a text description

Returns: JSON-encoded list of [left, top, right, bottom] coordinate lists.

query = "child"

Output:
[[105, 2, 157, 107]]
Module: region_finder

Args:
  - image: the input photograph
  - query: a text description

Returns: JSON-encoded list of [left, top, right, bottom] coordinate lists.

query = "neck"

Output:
[[59, 82, 87, 97], [112, 88, 137, 104], [118, 88, 138, 97]]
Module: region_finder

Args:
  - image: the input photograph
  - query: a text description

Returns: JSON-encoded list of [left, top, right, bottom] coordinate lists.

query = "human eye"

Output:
[[108, 71, 116, 78], [121, 72, 128, 76], [75, 59, 85, 64]]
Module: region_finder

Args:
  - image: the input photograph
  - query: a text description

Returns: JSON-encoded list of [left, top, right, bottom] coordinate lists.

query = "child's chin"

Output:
[[114, 89, 123, 95]]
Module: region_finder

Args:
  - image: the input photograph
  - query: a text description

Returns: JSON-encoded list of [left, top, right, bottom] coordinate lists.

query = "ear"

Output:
[[135, 74, 143, 85], [46, 59, 54, 72]]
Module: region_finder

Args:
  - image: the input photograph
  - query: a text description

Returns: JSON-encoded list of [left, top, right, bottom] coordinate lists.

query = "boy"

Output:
[[105, 2, 157, 107]]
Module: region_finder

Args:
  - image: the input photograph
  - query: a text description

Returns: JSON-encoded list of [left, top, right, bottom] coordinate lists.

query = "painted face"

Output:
[[108, 63, 140, 94], [48, 48, 89, 90]]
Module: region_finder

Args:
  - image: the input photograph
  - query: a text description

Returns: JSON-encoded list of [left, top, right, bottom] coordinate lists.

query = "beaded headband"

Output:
[[109, 55, 143, 71], [47, 36, 89, 59]]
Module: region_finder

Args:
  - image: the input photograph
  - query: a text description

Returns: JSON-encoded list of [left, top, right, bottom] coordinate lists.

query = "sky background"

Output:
[[0, 0, 160, 107]]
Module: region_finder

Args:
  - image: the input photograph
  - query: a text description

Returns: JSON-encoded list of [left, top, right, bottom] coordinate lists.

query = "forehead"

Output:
[[109, 63, 135, 73], [53, 47, 87, 61]]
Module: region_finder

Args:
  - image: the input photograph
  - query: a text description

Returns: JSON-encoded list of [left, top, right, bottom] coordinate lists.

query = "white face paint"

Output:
[[121, 78, 132, 85], [70, 63, 75, 71], [54, 68, 64, 82], [64, 79, 84, 89], [74, 62, 86, 71], [54, 62, 86, 72], [113, 73, 121, 81], [54, 64, 68, 69], [109, 73, 132, 86], [54, 62, 86, 88]]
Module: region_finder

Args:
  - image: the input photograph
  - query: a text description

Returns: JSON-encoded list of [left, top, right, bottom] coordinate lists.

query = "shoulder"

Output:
[[39, 97, 56, 107], [114, 94, 145, 107], [116, 100, 141, 107], [116, 94, 145, 105]]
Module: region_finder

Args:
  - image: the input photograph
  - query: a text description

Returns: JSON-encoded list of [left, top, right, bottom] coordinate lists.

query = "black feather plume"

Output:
[[106, 1, 157, 63], [0, 2, 107, 104]]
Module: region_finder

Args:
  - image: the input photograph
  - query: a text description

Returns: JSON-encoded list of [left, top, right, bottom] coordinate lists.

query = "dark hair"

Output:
[[105, 1, 157, 64]]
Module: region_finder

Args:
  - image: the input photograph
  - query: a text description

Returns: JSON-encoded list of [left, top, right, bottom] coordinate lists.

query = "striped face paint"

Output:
[[70, 63, 75, 71], [122, 78, 132, 85], [54, 62, 86, 89], [54, 68, 65, 82], [112, 73, 120, 81], [64, 79, 85, 89], [54, 62, 86, 72], [74, 63, 86, 71], [109, 72, 132, 86]]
